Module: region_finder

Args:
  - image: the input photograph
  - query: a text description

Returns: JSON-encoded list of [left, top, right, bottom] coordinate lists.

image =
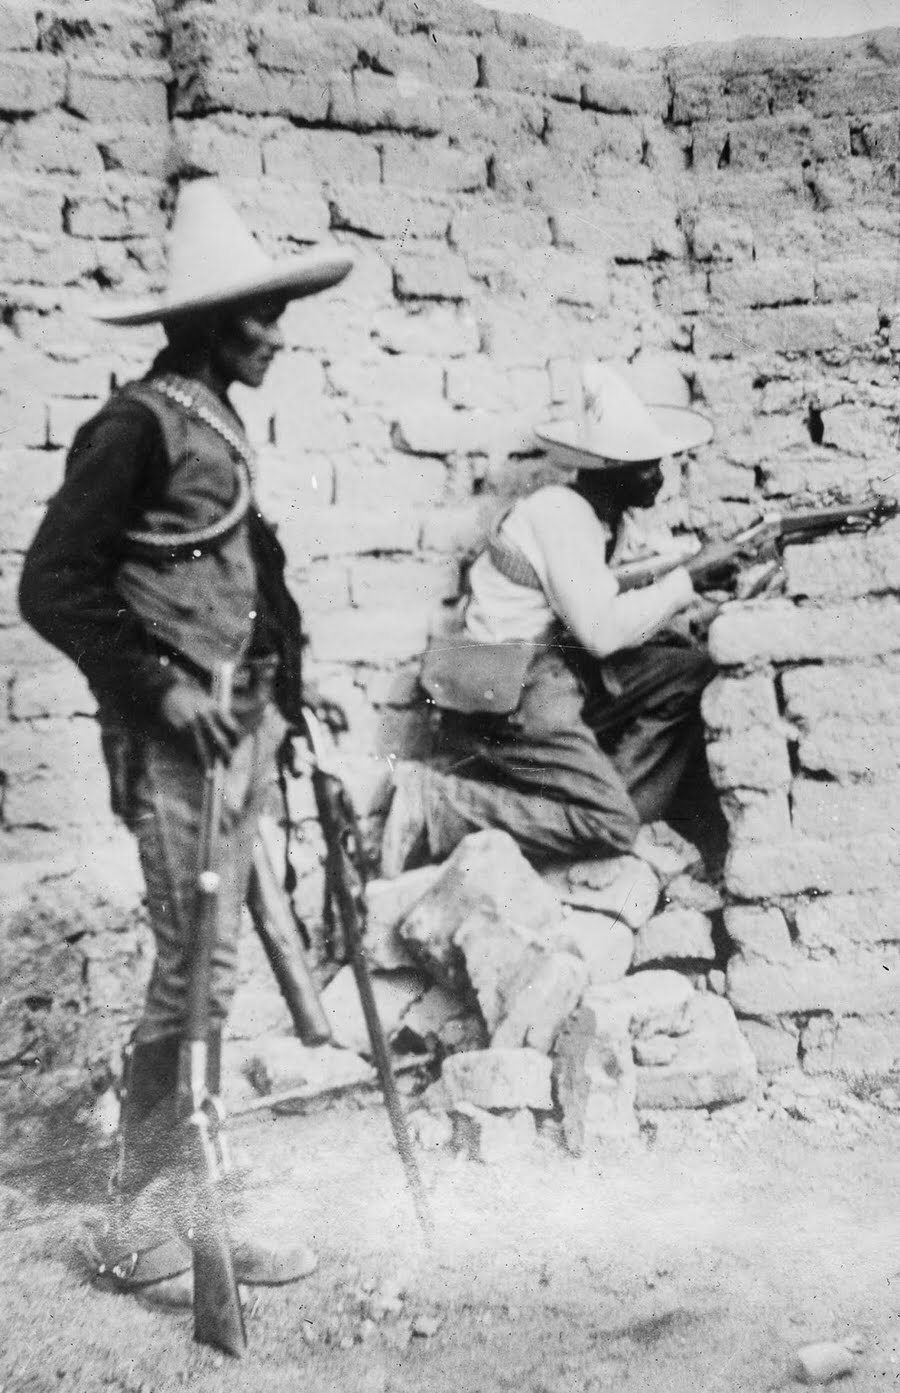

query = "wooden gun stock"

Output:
[[247, 816, 332, 1047], [179, 662, 246, 1359]]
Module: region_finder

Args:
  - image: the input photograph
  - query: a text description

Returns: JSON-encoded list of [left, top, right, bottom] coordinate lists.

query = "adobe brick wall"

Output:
[[1, 1, 899, 1086]]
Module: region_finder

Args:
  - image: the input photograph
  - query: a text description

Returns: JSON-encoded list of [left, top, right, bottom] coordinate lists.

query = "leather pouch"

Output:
[[420, 614, 536, 715]]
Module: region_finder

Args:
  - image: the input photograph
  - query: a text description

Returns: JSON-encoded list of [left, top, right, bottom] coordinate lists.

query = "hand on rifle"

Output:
[[685, 538, 741, 589], [160, 683, 240, 766]]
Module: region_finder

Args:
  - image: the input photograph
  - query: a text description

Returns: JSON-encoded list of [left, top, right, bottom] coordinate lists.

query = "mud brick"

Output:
[[809, 64, 900, 117], [795, 891, 900, 954], [330, 71, 441, 134], [168, 3, 249, 66], [11, 663, 95, 720], [373, 304, 479, 357], [445, 360, 548, 413], [581, 63, 668, 116], [382, 0, 496, 35], [393, 246, 472, 302], [803, 1014, 900, 1079], [389, 31, 480, 89], [381, 136, 486, 193], [738, 1019, 799, 1076], [727, 942, 900, 1017], [347, 555, 455, 608], [814, 256, 900, 304], [419, 500, 492, 556], [176, 63, 329, 121], [0, 111, 105, 177], [0, 1, 35, 48], [708, 261, 814, 309], [479, 37, 579, 101], [720, 789, 791, 852], [65, 185, 162, 240], [797, 718, 900, 780], [697, 302, 879, 358], [785, 523, 900, 599], [279, 502, 419, 561], [306, 606, 429, 665], [225, 177, 330, 245], [450, 203, 551, 256], [723, 906, 792, 958], [0, 53, 66, 113], [781, 664, 900, 724], [706, 728, 791, 792], [66, 59, 169, 125], [170, 115, 262, 179], [437, 89, 545, 149], [726, 833, 900, 899], [0, 230, 96, 286], [330, 186, 450, 241], [545, 105, 644, 164], [709, 598, 900, 668], [551, 177, 683, 262], [687, 214, 754, 263], [263, 126, 377, 184], [46, 397, 100, 448], [0, 393, 46, 448], [701, 674, 780, 735], [327, 353, 443, 409], [0, 175, 63, 233], [310, 0, 377, 16], [394, 404, 529, 459], [249, 14, 356, 73], [2, 449, 65, 514], [853, 112, 900, 161]]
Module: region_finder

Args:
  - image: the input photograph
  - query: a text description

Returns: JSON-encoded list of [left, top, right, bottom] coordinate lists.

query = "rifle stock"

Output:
[[247, 816, 332, 1047], [300, 711, 434, 1246], [612, 496, 897, 594], [179, 662, 246, 1359]]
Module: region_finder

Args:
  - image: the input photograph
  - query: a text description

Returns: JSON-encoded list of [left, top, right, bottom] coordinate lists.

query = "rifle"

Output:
[[612, 496, 899, 594], [177, 662, 246, 1358], [246, 816, 332, 1047], [298, 710, 434, 1246]]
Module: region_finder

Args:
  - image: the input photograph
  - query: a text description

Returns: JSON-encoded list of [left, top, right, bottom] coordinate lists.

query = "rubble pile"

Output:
[[226, 826, 758, 1157]]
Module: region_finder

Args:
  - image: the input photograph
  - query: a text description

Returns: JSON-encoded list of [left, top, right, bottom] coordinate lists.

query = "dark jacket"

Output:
[[19, 355, 304, 728]]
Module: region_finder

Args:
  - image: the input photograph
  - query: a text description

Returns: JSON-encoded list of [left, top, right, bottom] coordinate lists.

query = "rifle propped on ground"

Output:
[[247, 816, 332, 1047], [297, 710, 435, 1246], [176, 662, 246, 1358], [613, 496, 899, 594]]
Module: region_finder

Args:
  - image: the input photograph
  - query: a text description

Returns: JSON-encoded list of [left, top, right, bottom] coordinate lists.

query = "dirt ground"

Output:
[[1, 1093, 898, 1393]]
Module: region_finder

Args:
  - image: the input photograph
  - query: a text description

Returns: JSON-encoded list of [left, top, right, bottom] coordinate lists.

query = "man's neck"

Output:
[[151, 345, 232, 402]]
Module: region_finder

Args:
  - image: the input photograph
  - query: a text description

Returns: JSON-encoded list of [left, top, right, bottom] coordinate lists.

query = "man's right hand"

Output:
[[159, 684, 240, 766]]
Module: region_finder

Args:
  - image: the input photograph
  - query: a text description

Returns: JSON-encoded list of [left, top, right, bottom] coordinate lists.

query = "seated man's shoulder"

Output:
[[518, 484, 606, 538]]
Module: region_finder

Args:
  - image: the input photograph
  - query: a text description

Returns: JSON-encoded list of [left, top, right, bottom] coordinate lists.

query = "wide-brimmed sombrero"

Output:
[[535, 363, 713, 468], [92, 179, 354, 327]]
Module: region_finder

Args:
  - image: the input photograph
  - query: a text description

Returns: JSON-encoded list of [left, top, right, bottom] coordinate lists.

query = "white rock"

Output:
[[663, 872, 723, 914], [634, 995, 758, 1109], [441, 1047, 553, 1111], [633, 908, 716, 968], [632, 822, 702, 882], [450, 1103, 536, 1163], [321, 965, 429, 1056], [552, 908, 635, 984], [556, 855, 661, 929], [364, 867, 443, 970], [491, 951, 589, 1054], [586, 970, 694, 1040]]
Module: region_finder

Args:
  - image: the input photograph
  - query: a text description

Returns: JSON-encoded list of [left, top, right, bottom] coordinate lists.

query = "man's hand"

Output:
[[159, 684, 240, 766], [303, 683, 348, 735]]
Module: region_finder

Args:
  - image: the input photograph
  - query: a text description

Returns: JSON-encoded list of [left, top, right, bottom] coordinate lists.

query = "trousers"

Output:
[[428, 638, 725, 864], [100, 699, 285, 1043]]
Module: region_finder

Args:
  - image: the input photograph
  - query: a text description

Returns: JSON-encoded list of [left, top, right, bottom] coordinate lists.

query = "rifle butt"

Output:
[[247, 831, 332, 1047], [192, 1224, 246, 1357]]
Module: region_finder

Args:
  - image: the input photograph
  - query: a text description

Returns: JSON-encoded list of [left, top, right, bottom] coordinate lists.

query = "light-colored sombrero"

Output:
[[92, 179, 354, 327], [535, 362, 713, 468]]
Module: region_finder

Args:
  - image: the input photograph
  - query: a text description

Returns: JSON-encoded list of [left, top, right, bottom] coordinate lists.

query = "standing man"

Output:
[[382, 364, 727, 876], [19, 180, 353, 1294]]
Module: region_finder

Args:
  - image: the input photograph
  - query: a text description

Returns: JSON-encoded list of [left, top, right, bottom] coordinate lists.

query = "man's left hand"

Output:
[[303, 683, 348, 735]]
